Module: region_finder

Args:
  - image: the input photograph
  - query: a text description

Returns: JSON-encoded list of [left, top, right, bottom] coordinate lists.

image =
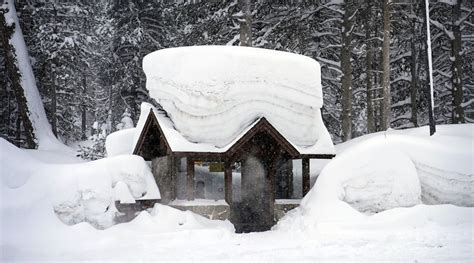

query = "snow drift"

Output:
[[1, 139, 234, 260], [277, 124, 474, 230], [0, 138, 159, 229], [143, 46, 333, 152]]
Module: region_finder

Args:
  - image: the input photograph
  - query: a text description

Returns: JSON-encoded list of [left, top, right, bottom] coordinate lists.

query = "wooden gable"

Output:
[[133, 109, 171, 160], [226, 117, 300, 161]]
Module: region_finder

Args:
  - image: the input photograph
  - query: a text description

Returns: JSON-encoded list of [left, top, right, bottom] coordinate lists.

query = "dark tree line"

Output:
[[1, 0, 472, 151]]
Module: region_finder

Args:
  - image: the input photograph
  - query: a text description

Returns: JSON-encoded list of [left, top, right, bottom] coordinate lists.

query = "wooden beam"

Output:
[[268, 161, 276, 203], [186, 158, 194, 201], [287, 160, 293, 198], [299, 154, 335, 159], [170, 155, 177, 200], [224, 161, 232, 205], [302, 157, 310, 196]]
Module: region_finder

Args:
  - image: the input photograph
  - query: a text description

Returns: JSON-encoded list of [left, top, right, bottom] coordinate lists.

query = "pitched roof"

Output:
[[133, 104, 335, 159]]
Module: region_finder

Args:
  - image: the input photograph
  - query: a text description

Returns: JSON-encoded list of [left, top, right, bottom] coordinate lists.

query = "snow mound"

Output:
[[143, 46, 330, 149], [0, 139, 159, 229], [277, 124, 473, 231], [105, 128, 136, 156], [122, 204, 234, 233], [292, 137, 422, 225], [332, 138, 422, 214]]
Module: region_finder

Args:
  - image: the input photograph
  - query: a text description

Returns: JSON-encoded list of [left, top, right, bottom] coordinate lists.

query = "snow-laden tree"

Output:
[[0, 1, 63, 149], [116, 108, 134, 130], [5, 0, 472, 149], [429, 0, 472, 124]]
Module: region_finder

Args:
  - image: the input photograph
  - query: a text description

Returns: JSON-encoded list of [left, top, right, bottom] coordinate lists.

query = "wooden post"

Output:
[[186, 158, 194, 201], [169, 155, 177, 201], [287, 160, 293, 199], [224, 161, 232, 205], [302, 158, 310, 196], [269, 161, 276, 203]]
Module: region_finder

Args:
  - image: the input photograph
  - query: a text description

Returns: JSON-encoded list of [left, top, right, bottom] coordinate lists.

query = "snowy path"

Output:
[[5, 220, 471, 261]]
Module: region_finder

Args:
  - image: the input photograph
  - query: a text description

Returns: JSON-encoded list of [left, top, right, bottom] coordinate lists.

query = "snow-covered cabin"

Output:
[[133, 46, 335, 232]]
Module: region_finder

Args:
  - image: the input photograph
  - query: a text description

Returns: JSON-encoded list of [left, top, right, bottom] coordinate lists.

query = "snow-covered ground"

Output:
[[1, 124, 473, 261]]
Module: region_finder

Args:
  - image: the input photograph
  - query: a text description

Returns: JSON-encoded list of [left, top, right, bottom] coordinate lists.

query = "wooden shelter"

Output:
[[134, 46, 336, 232], [133, 108, 334, 232]]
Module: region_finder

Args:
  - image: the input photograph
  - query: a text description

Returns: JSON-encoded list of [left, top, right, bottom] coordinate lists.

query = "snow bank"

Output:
[[331, 138, 422, 214], [277, 124, 473, 231], [143, 46, 333, 152], [1, 139, 233, 260], [281, 137, 422, 228], [0, 138, 159, 229], [386, 125, 473, 206]]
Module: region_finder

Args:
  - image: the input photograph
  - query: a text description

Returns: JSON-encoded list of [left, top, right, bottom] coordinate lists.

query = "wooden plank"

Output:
[[299, 154, 335, 159], [186, 158, 194, 201], [302, 157, 310, 196], [172, 151, 226, 160], [224, 161, 232, 204]]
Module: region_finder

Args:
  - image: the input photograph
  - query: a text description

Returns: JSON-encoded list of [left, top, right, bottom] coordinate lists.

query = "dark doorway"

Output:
[[231, 154, 274, 233]]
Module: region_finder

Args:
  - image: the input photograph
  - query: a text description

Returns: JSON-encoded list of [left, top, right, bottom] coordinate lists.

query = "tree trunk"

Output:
[[410, 3, 418, 127], [451, 0, 464, 123], [239, 0, 252, 47], [50, 62, 57, 137], [341, 0, 353, 141], [81, 75, 87, 140], [0, 7, 36, 148], [15, 114, 21, 145], [423, 0, 436, 135], [107, 84, 113, 132], [381, 0, 391, 131], [365, 0, 375, 133]]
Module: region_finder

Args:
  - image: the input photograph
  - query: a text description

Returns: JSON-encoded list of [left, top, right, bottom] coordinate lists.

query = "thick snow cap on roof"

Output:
[[143, 46, 334, 154]]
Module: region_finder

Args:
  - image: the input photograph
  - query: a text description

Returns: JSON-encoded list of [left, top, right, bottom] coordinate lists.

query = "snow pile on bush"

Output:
[[105, 103, 154, 157], [277, 124, 473, 230], [143, 46, 333, 151], [105, 128, 136, 157], [0, 138, 159, 229]]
